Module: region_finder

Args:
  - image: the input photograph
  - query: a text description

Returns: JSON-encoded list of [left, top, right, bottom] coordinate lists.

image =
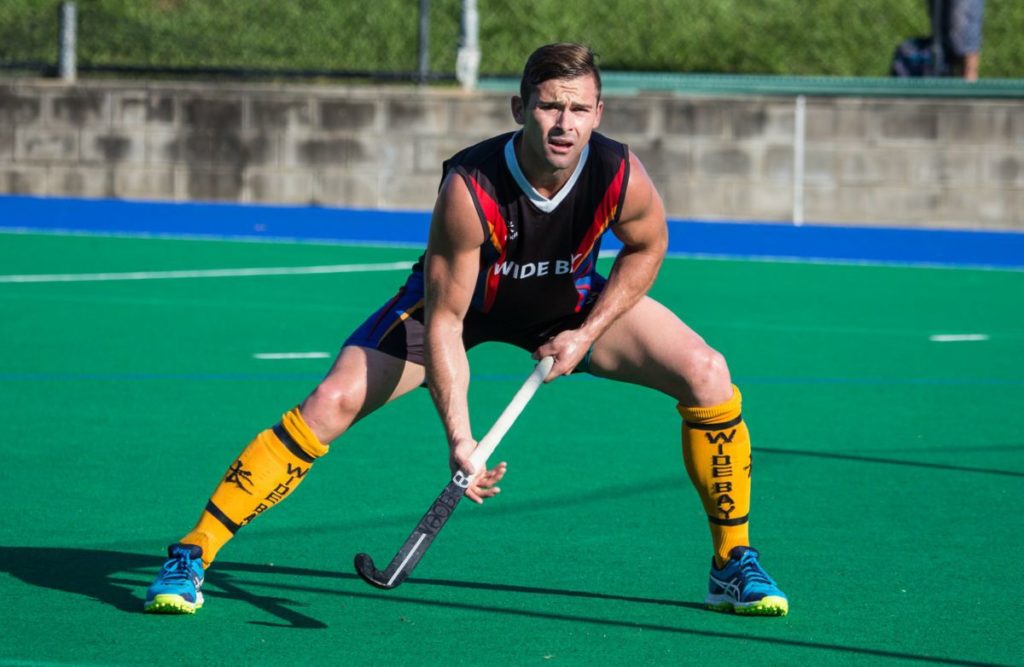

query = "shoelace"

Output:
[[160, 552, 195, 583], [738, 551, 774, 587]]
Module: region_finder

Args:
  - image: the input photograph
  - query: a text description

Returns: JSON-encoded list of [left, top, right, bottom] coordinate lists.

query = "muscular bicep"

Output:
[[612, 151, 668, 254], [424, 174, 485, 326]]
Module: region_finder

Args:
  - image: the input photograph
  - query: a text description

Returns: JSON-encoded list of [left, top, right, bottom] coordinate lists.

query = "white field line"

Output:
[[929, 334, 990, 342], [253, 352, 331, 360], [0, 261, 415, 284]]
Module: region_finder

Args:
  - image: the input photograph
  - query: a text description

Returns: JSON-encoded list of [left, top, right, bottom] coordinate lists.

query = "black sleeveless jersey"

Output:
[[435, 130, 630, 327]]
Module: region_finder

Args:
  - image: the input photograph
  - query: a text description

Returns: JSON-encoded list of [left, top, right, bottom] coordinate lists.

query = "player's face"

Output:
[[513, 75, 603, 177]]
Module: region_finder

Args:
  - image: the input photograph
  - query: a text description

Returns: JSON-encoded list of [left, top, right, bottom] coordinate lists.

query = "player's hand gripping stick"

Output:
[[354, 356, 554, 589]]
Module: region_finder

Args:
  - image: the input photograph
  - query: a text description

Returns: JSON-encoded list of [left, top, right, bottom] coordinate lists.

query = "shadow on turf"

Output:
[[0, 546, 708, 631], [758, 446, 1024, 477], [0, 546, 706, 629], [0, 547, 1009, 665], [409, 575, 709, 610], [0, 547, 327, 629]]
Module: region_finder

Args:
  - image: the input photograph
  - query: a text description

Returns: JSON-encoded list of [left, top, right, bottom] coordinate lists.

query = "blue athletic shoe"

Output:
[[706, 546, 788, 616], [143, 544, 205, 614]]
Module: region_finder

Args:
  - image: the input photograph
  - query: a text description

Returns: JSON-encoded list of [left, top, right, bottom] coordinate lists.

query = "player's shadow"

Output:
[[6, 544, 1003, 664], [0, 546, 705, 630], [0, 546, 328, 629]]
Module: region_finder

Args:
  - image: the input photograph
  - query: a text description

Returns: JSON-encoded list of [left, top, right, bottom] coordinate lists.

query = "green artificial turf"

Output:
[[0, 232, 1021, 666]]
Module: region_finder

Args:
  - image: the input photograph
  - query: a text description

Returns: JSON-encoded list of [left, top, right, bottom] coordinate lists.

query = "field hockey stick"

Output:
[[354, 355, 555, 590]]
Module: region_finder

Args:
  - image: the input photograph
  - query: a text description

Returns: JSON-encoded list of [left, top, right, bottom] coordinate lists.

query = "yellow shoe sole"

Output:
[[707, 595, 788, 616], [144, 593, 202, 614]]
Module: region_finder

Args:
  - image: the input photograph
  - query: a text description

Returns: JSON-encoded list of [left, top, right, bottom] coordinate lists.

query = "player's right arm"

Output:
[[423, 174, 505, 503]]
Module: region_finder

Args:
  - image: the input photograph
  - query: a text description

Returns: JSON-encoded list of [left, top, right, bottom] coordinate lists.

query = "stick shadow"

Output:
[[1, 546, 1007, 665], [0, 546, 704, 628]]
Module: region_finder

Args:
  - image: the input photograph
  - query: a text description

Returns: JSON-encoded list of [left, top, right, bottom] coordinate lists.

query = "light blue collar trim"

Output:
[[504, 132, 590, 213]]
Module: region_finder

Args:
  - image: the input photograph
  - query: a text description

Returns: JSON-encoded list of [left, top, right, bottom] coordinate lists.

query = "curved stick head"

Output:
[[354, 552, 405, 590]]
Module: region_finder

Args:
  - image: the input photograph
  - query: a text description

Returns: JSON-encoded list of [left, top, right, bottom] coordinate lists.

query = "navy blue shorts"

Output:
[[344, 270, 604, 369]]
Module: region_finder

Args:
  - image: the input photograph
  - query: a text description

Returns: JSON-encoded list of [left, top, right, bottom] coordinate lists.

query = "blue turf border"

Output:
[[1, 195, 1022, 270]]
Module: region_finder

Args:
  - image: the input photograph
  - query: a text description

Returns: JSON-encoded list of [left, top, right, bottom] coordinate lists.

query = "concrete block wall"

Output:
[[1, 79, 1022, 230], [607, 96, 1024, 229]]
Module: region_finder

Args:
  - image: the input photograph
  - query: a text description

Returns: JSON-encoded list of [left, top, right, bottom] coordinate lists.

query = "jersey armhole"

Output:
[[611, 145, 632, 227], [454, 168, 497, 256]]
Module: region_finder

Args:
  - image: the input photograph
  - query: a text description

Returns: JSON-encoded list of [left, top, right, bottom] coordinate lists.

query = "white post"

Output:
[[456, 0, 480, 91], [417, 0, 430, 85], [792, 95, 806, 226], [59, 2, 77, 83]]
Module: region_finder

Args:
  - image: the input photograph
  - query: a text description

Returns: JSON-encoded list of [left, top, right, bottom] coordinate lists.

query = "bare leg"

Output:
[[587, 296, 732, 405], [301, 345, 426, 444], [177, 346, 425, 567], [586, 296, 753, 567], [963, 52, 980, 81]]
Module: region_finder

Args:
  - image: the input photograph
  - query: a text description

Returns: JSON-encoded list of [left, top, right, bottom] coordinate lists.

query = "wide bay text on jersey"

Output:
[[489, 254, 586, 280]]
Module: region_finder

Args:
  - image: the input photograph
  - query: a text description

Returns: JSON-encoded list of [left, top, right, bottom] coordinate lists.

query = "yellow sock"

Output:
[[180, 407, 329, 567], [678, 385, 751, 567]]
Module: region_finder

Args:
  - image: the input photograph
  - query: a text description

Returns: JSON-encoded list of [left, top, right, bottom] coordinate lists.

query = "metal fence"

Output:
[[0, 1, 471, 84], [0, 0, 1017, 84]]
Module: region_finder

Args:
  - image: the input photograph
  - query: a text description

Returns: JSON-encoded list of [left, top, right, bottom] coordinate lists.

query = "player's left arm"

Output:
[[534, 150, 667, 379]]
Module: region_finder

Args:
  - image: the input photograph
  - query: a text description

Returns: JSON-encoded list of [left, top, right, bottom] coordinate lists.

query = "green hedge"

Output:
[[1, 0, 1020, 78]]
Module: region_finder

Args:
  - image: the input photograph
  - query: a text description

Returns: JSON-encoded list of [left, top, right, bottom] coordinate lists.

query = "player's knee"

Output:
[[691, 346, 732, 404], [302, 378, 367, 436]]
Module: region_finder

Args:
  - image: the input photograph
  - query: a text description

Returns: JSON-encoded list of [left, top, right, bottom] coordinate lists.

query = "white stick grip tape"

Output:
[[467, 356, 554, 475]]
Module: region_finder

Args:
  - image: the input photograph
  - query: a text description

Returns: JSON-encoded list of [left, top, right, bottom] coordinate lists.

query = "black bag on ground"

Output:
[[890, 36, 937, 77]]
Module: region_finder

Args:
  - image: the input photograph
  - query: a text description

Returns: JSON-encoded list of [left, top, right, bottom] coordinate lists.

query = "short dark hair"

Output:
[[519, 43, 602, 104]]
